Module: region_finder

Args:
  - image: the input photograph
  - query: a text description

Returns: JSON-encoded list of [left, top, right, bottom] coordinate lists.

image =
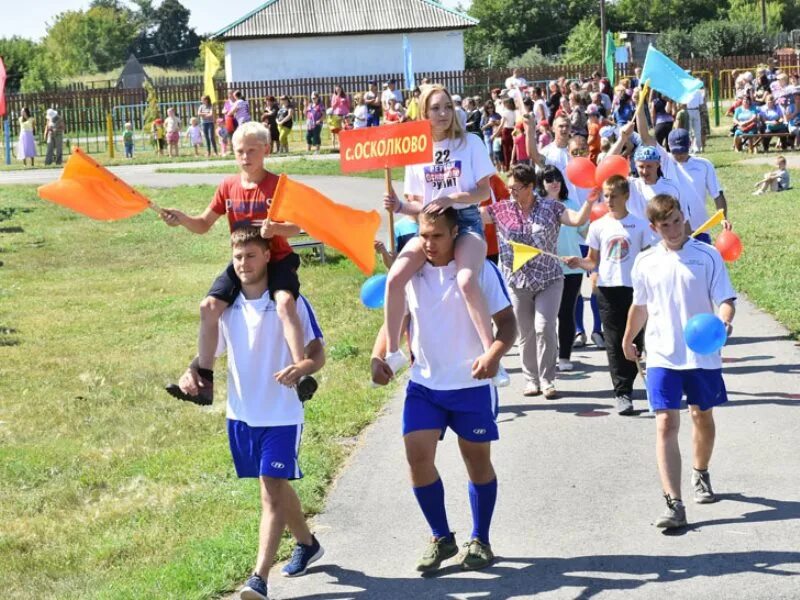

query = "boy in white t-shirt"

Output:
[[564, 175, 655, 415], [209, 228, 326, 599], [622, 195, 736, 530], [371, 208, 517, 573]]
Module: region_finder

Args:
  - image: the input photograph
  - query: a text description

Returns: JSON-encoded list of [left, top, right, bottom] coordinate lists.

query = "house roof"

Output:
[[213, 0, 478, 40]]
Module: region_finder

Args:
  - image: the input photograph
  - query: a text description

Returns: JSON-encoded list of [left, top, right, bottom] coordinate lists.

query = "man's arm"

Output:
[[275, 338, 326, 387], [608, 120, 635, 156], [370, 317, 409, 385], [526, 113, 545, 168], [718, 299, 736, 337], [637, 91, 657, 147], [472, 306, 517, 379], [260, 220, 302, 238], [564, 247, 599, 272], [160, 205, 221, 234], [622, 303, 648, 362]]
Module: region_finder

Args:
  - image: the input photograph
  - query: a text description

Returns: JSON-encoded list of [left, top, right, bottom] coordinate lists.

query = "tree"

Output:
[[193, 39, 225, 72], [729, 0, 784, 35], [691, 20, 767, 58], [508, 46, 551, 70], [145, 0, 200, 68], [657, 29, 696, 60], [609, 0, 725, 33], [0, 37, 42, 92], [563, 18, 602, 65]]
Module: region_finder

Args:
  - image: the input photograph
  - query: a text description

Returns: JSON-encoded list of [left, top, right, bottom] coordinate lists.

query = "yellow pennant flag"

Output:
[[510, 241, 542, 272], [204, 46, 221, 104], [636, 81, 650, 115], [691, 209, 725, 238]]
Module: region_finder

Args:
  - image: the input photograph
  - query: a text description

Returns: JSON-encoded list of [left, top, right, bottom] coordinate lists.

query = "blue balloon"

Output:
[[684, 313, 727, 355], [360, 274, 387, 309]]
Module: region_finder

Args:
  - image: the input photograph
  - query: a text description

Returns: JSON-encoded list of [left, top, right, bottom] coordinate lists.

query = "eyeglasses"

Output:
[[509, 184, 529, 193], [543, 174, 561, 183]]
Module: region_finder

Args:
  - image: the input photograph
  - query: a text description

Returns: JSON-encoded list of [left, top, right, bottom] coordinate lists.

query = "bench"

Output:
[[741, 132, 793, 153], [290, 233, 326, 263]]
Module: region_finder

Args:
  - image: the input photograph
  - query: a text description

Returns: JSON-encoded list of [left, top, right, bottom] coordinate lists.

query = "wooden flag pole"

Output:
[[385, 167, 396, 254]]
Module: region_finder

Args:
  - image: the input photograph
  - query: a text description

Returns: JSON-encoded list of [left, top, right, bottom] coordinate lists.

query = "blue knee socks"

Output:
[[413, 479, 451, 539], [468, 479, 498, 545]]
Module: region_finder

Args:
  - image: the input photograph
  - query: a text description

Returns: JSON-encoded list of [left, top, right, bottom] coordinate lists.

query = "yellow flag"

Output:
[[636, 81, 650, 115], [204, 46, 221, 104], [691, 209, 725, 238], [510, 241, 542, 272]]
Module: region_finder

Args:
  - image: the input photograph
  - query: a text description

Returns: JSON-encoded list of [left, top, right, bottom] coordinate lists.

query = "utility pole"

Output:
[[600, 0, 607, 60], [761, 0, 767, 35]]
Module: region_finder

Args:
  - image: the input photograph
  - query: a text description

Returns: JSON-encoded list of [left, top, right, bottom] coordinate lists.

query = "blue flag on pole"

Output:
[[640, 45, 703, 104], [403, 34, 415, 90]]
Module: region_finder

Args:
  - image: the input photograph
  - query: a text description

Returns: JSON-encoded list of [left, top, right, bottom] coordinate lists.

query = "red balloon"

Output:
[[566, 157, 597, 189], [595, 155, 630, 187], [715, 230, 743, 262], [590, 201, 610, 222]]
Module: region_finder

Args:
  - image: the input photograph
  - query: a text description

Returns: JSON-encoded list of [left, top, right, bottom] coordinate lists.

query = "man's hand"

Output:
[[160, 208, 185, 227], [371, 357, 393, 386], [562, 256, 582, 269], [178, 367, 202, 396], [274, 363, 307, 387], [620, 120, 636, 140], [622, 338, 640, 363], [471, 352, 500, 380]]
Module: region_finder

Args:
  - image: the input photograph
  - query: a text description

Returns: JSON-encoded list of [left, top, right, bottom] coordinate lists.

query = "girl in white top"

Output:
[[382, 85, 506, 384], [353, 93, 369, 129]]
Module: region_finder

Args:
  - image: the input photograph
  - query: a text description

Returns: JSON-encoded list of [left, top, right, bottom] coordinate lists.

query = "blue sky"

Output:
[[0, 0, 470, 41]]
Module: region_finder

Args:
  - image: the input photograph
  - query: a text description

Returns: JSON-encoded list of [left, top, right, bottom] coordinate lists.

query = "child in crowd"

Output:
[[675, 103, 690, 131], [597, 137, 612, 164], [753, 155, 790, 195], [510, 122, 529, 166], [151, 118, 166, 156], [537, 119, 552, 149], [186, 117, 204, 156], [217, 117, 230, 156], [353, 93, 369, 129], [492, 135, 503, 167], [565, 175, 655, 416], [586, 105, 602, 163], [123, 122, 134, 159], [374, 214, 420, 269], [164, 107, 181, 157]]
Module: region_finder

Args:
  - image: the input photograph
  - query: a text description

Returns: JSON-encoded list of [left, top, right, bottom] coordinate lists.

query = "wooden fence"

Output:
[[4, 53, 799, 150]]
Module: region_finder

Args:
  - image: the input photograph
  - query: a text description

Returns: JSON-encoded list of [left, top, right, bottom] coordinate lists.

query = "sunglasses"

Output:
[[543, 174, 561, 183]]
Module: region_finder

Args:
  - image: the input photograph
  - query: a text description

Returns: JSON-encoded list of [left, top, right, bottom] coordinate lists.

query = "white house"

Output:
[[212, 0, 478, 82]]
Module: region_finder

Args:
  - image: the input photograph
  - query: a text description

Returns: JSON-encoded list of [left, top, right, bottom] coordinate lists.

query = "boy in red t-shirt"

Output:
[[161, 121, 318, 405]]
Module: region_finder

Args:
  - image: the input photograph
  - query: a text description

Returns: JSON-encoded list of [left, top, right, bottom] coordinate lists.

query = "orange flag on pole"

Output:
[[268, 174, 381, 275], [37, 148, 161, 220]]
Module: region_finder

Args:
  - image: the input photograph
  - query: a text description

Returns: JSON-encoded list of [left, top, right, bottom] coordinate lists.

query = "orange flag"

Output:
[[268, 174, 381, 275], [37, 148, 158, 220]]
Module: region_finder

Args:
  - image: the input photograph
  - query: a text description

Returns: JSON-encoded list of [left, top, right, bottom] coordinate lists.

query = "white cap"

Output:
[[452, 94, 462, 103], [46, 108, 57, 119]]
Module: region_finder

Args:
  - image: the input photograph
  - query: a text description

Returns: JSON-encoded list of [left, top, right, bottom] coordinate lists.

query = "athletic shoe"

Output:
[[165, 364, 213, 406], [240, 573, 268, 600], [591, 331, 606, 349], [523, 383, 541, 397], [557, 359, 574, 372], [459, 538, 495, 570], [616, 394, 635, 416], [692, 469, 717, 504], [416, 534, 458, 573], [573, 332, 587, 348], [655, 495, 687, 529], [281, 535, 324, 577], [492, 364, 511, 387], [296, 375, 318, 403], [543, 386, 559, 400], [384, 349, 409, 376]]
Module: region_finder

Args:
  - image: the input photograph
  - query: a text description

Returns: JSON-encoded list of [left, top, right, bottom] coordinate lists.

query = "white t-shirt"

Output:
[[626, 176, 689, 224], [658, 146, 722, 231], [632, 238, 736, 370], [587, 213, 655, 287], [382, 88, 403, 110], [501, 109, 516, 128], [505, 75, 527, 89], [407, 260, 511, 390], [455, 106, 468, 130], [534, 98, 550, 122], [404, 134, 495, 210], [217, 292, 323, 427], [353, 104, 369, 129]]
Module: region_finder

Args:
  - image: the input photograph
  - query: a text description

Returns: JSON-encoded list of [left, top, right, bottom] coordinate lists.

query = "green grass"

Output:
[[157, 157, 404, 179], [0, 186, 396, 599]]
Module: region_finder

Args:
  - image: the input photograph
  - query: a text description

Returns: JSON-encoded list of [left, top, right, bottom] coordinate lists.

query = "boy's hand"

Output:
[[274, 363, 306, 387], [622, 338, 640, 363], [260, 219, 277, 239], [471, 352, 500, 380], [371, 357, 393, 386], [374, 240, 387, 254], [160, 208, 184, 227], [620, 120, 636, 140], [563, 256, 582, 269], [722, 219, 733, 231]]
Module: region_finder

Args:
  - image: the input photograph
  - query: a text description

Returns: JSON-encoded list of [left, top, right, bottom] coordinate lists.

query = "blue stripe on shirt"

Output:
[[299, 295, 324, 339], [486, 260, 511, 304]]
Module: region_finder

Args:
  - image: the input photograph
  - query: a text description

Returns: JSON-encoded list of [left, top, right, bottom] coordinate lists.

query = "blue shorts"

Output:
[[456, 205, 485, 239], [402, 381, 499, 442], [647, 367, 728, 412], [227, 419, 304, 479]]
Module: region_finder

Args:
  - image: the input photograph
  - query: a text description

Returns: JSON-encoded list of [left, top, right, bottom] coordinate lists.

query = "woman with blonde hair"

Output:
[[381, 84, 510, 386]]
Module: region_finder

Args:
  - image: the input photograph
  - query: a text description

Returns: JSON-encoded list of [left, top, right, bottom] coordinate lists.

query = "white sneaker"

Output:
[[591, 331, 606, 349], [384, 350, 409, 375], [492, 364, 511, 387], [557, 359, 573, 372], [573, 332, 587, 348]]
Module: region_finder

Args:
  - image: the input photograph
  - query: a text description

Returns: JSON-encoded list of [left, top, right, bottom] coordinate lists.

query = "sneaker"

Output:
[[557, 359, 574, 372], [281, 535, 324, 577], [591, 331, 606, 349], [543, 385, 559, 400], [573, 332, 587, 348], [240, 573, 268, 600], [296, 375, 318, 403], [165, 362, 213, 406], [384, 349, 409, 375], [459, 538, 495, 570], [616, 394, 635, 416], [655, 495, 687, 529], [416, 534, 458, 572], [492, 364, 511, 387], [523, 383, 541, 397], [692, 469, 717, 504]]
